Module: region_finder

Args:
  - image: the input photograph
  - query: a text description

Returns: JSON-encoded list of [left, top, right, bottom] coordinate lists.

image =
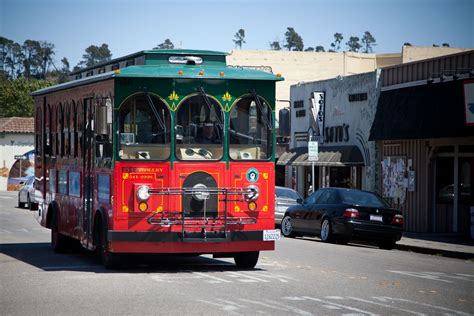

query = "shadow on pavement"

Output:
[[0, 242, 266, 273]]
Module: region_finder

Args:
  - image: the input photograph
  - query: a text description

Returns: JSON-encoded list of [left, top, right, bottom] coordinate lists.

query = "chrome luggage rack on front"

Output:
[[145, 187, 258, 240]]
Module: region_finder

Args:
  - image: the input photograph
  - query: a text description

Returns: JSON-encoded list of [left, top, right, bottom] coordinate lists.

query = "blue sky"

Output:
[[1, 0, 473, 68]]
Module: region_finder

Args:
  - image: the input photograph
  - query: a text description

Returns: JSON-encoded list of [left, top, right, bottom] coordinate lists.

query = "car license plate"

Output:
[[370, 215, 383, 222], [263, 229, 281, 241]]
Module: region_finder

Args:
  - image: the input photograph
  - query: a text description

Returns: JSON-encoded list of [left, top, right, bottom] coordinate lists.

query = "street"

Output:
[[1, 190, 473, 315]]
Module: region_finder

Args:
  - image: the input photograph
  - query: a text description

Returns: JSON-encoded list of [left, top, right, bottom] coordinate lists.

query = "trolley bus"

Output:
[[32, 49, 283, 268]]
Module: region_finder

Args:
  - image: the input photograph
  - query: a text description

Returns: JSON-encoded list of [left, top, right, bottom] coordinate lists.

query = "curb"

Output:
[[395, 243, 474, 260]]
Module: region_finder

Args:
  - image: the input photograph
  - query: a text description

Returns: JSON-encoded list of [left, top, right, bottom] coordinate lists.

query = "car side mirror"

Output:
[[297, 198, 303, 204]]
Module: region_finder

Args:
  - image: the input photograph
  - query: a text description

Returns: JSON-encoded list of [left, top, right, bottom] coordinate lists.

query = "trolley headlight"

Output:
[[245, 185, 259, 201], [136, 185, 150, 201], [193, 183, 210, 201]]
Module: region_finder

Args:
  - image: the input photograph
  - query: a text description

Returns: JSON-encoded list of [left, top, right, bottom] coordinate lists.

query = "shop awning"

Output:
[[277, 146, 365, 167], [276, 147, 307, 166], [369, 80, 474, 141]]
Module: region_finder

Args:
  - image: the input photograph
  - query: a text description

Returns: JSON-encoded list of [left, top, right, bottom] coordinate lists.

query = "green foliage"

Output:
[[154, 39, 175, 49], [329, 32, 343, 52], [0, 77, 54, 117], [346, 36, 361, 52], [269, 41, 281, 50], [305, 47, 314, 52], [78, 43, 112, 68], [315, 46, 325, 52], [361, 31, 376, 53], [233, 29, 246, 49], [284, 27, 304, 51]]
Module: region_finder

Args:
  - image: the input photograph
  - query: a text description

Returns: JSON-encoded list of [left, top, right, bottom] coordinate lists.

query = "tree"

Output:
[[361, 31, 376, 53], [403, 42, 412, 46], [442, 43, 450, 47], [37, 41, 55, 79], [305, 47, 314, 52], [315, 46, 325, 52], [21, 39, 41, 79], [346, 36, 361, 52], [269, 41, 281, 50], [233, 29, 246, 49], [329, 32, 343, 52], [284, 27, 304, 51], [0, 77, 54, 117], [78, 43, 112, 68], [154, 39, 174, 49]]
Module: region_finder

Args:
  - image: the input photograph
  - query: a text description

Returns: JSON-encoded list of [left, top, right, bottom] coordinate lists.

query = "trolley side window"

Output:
[[118, 93, 171, 160], [229, 96, 272, 160]]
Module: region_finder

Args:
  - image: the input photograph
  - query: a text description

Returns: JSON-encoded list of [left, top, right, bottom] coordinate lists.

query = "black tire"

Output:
[[234, 251, 259, 269], [96, 219, 120, 269], [320, 218, 333, 243], [18, 195, 25, 208], [281, 216, 296, 238], [51, 211, 68, 253], [377, 240, 396, 250], [27, 195, 37, 210]]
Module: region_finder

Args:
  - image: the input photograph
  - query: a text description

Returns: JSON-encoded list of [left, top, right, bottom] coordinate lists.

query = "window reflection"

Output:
[[175, 94, 223, 160], [118, 93, 171, 160], [229, 96, 272, 160]]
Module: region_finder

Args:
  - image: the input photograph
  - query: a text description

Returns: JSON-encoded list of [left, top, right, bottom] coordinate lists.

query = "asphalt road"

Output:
[[1, 190, 473, 315]]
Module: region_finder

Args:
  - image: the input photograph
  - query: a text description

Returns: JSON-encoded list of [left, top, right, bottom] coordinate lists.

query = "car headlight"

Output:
[[136, 185, 150, 201]]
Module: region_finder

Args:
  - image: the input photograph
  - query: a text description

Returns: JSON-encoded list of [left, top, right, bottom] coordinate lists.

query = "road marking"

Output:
[[253, 271, 295, 283], [388, 270, 453, 283], [262, 298, 313, 316], [325, 296, 344, 300], [322, 305, 341, 310], [373, 297, 471, 315], [195, 299, 242, 314], [301, 296, 378, 316], [237, 298, 292, 313], [193, 272, 232, 283], [227, 271, 270, 283], [348, 296, 426, 315]]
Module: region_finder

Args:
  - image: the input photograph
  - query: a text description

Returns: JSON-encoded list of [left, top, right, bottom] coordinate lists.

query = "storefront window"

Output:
[[436, 157, 454, 203]]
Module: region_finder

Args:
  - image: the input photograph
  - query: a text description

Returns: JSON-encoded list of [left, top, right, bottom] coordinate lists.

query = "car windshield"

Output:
[[276, 187, 302, 200], [340, 190, 390, 208]]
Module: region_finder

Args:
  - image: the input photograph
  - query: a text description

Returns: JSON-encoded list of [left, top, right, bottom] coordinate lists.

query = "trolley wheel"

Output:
[[96, 220, 120, 269], [51, 212, 68, 253], [234, 251, 259, 269]]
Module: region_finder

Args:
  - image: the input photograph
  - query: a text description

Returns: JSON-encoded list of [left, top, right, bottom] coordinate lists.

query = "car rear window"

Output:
[[340, 190, 389, 208], [276, 187, 302, 200]]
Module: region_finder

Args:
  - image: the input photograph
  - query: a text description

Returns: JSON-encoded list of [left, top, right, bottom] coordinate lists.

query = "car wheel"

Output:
[[320, 218, 333, 243], [18, 195, 25, 208], [281, 216, 296, 238], [27, 195, 32, 210], [377, 240, 396, 250], [234, 251, 259, 269]]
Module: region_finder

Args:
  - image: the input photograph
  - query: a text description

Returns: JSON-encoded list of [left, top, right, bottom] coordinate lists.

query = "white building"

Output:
[[0, 117, 35, 191], [280, 71, 381, 197]]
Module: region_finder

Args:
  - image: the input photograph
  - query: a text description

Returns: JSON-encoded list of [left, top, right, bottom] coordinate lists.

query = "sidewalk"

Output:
[[396, 232, 474, 260]]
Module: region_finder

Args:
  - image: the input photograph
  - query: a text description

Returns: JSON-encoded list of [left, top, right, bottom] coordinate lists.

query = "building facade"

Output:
[[370, 50, 474, 234], [0, 117, 35, 191], [281, 71, 381, 197]]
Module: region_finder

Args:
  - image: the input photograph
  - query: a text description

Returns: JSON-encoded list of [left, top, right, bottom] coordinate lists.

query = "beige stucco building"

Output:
[[227, 46, 472, 114]]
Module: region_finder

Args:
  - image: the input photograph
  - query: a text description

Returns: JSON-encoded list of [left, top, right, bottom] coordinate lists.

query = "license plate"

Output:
[[263, 229, 281, 241], [370, 215, 383, 222]]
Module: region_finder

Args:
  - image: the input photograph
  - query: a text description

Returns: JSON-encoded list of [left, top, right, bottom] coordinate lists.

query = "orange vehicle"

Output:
[[32, 49, 283, 268]]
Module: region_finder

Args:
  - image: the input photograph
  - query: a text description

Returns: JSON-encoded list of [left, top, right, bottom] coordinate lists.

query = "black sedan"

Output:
[[280, 187, 404, 249]]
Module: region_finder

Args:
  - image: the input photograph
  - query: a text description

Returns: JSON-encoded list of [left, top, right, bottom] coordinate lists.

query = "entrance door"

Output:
[[458, 157, 474, 235], [82, 98, 95, 245]]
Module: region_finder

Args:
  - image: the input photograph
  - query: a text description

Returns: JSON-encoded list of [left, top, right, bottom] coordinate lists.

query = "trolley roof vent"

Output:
[[169, 56, 203, 65]]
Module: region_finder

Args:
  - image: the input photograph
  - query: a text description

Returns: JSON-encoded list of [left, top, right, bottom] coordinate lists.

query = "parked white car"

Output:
[[275, 186, 303, 226], [18, 176, 37, 210]]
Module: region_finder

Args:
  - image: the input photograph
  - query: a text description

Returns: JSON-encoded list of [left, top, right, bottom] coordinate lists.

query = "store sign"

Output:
[[310, 92, 325, 142], [463, 81, 474, 126], [325, 124, 350, 143]]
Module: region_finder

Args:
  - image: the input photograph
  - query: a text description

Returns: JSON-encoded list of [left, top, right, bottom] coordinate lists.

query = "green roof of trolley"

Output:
[[32, 49, 283, 96]]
